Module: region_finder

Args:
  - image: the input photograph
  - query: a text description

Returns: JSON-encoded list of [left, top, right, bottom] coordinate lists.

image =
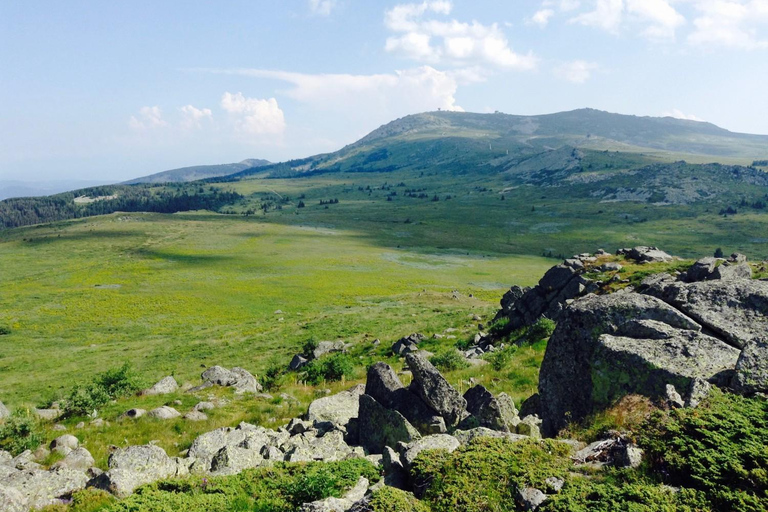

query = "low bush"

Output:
[[0, 325, 11, 335], [484, 345, 518, 371], [303, 353, 355, 385], [429, 349, 469, 372], [368, 486, 432, 512], [64, 363, 141, 417], [0, 410, 44, 455], [261, 357, 286, 391]]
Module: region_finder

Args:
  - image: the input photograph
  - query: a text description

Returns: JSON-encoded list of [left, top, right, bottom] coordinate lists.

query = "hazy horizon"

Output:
[[2, 0, 768, 183]]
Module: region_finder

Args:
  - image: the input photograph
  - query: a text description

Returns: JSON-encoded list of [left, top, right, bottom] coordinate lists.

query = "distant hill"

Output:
[[124, 159, 270, 184], [224, 109, 768, 181]]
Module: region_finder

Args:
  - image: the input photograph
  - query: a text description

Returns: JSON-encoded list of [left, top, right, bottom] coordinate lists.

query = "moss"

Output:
[[369, 486, 432, 512]]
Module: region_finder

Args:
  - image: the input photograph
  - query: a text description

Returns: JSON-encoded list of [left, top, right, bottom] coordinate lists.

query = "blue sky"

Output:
[[2, 0, 768, 182]]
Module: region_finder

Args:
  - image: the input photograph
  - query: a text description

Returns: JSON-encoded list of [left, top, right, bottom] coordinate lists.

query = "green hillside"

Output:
[[124, 158, 270, 184]]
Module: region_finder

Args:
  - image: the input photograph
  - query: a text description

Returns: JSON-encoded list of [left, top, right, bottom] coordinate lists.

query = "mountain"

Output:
[[124, 158, 270, 184], [224, 109, 768, 181]]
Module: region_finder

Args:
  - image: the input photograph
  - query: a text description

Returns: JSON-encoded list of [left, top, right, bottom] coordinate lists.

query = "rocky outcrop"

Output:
[[406, 353, 467, 428], [617, 246, 673, 263], [200, 366, 262, 394], [307, 384, 365, 429], [539, 293, 740, 436], [91, 445, 180, 498], [462, 385, 519, 432], [391, 333, 425, 356], [732, 337, 768, 394], [357, 394, 420, 454]]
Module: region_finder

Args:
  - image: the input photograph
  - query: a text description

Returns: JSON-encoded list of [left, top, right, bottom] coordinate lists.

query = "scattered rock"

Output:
[[313, 341, 347, 360], [148, 406, 181, 420], [92, 444, 178, 498], [544, 477, 564, 493], [121, 408, 146, 419], [51, 447, 95, 471], [210, 445, 264, 475], [621, 246, 674, 263], [517, 487, 548, 511], [6, 467, 88, 509], [732, 337, 768, 394], [194, 401, 215, 411], [201, 366, 263, 394], [613, 443, 644, 469], [183, 410, 208, 421], [50, 435, 79, 453], [516, 415, 542, 438], [33, 408, 60, 421], [665, 384, 685, 408], [686, 377, 711, 408], [463, 385, 518, 432], [142, 376, 179, 396], [601, 262, 623, 272], [391, 333, 425, 356], [290, 354, 309, 371]]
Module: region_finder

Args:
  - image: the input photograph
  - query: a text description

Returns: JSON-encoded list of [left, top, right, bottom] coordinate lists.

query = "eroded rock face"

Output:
[[307, 384, 365, 428], [538, 293, 739, 436], [93, 445, 178, 498], [463, 385, 518, 432], [406, 354, 467, 428], [357, 394, 420, 454], [732, 337, 768, 394]]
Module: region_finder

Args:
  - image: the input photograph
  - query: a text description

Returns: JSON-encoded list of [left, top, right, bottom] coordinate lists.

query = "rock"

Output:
[[0, 485, 27, 512], [516, 415, 542, 438], [601, 262, 623, 272], [194, 401, 215, 411], [262, 445, 284, 461], [642, 278, 768, 349], [32, 446, 50, 461], [300, 476, 368, 512], [184, 410, 208, 421], [6, 467, 88, 509], [188, 428, 244, 472], [614, 443, 644, 469], [290, 354, 309, 371], [712, 262, 752, 281], [544, 477, 565, 493], [357, 394, 420, 454], [148, 406, 181, 420], [463, 385, 518, 432], [365, 362, 446, 435], [307, 384, 365, 428], [51, 447, 95, 471], [401, 434, 460, 470], [732, 337, 768, 394], [665, 384, 685, 408], [52, 424, 67, 431], [391, 333, 424, 356], [90, 418, 106, 427], [683, 257, 719, 282], [201, 366, 262, 394], [287, 418, 312, 435], [33, 408, 60, 421], [210, 445, 264, 475], [539, 292, 740, 436], [406, 353, 467, 428], [626, 246, 673, 263], [50, 434, 79, 453], [122, 408, 146, 419], [0, 401, 9, 421], [517, 487, 548, 511], [93, 445, 178, 497], [142, 376, 179, 396], [76, 422, 85, 429], [686, 377, 711, 408], [313, 340, 347, 360], [452, 427, 530, 445]]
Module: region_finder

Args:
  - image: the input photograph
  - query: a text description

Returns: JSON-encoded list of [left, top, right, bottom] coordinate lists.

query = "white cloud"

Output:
[[384, 2, 537, 71], [128, 106, 167, 130], [661, 108, 705, 121], [529, 9, 555, 27], [308, 0, 337, 16], [569, 0, 685, 39], [687, 0, 768, 49], [554, 60, 599, 83], [571, 0, 625, 33], [179, 105, 212, 129], [220, 92, 286, 137]]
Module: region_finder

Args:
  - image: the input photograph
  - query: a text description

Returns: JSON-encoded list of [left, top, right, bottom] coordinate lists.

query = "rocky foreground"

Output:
[[1, 246, 767, 511]]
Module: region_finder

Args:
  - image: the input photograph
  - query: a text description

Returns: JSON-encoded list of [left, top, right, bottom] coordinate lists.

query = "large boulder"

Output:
[[357, 394, 420, 454], [365, 363, 446, 434], [0, 484, 27, 512], [642, 278, 768, 349], [210, 445, 264, 475], [406, 354, 467, 428], [148, 406, 181, 420], [539, 293, 740, 436], [92, 445, 178, 497], [391, 334, 424, 356], [732, 337, 768, 394], [622, 246, 673, 263], [50, 434, 79, 453], [142, 376, 179, 396], [201, 366, 262, 394], [313, 341, 347, 360], [463, 385, 518, 432], [5, 467, 88, 509], [307, 384, 365, 428], [51, 447, 95, 471]]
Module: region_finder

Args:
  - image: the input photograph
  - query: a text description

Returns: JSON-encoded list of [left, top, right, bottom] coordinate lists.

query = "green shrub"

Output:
[[368, 486, 432, 512], [64, 363, 140, 417], [261, 357, 286, 391], [429, 349, 470, 372], [487, 317, 510, 337], [0, 325, 10, 335], [303, 353, 355, 385], [523, 317, 556, 344], [302, 338, 319, 358], [638, 389, 768, 512], [484, 345, 518, 371], [0, 410, 44, 455]]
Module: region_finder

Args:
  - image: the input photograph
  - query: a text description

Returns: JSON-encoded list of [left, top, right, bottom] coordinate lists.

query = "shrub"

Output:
[[0, 325, 10, 335], [303, 353, 355, 385], [0, 410, 44, 455], [523, 317, 556, 344], [261, 357, 286, 391], [368, 486, 432, 512], [638, 389, 768, 511], [484, 345, 518, 371], [302, 338, 319, 358], [429, 349, 470, 372], [64, 363, 140, 417]]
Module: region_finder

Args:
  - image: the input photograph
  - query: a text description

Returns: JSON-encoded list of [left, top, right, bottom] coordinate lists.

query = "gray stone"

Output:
[[601, 262, 623, 272], [0, 485, 27, 512], [391, 333, 424, 356], [463, 385, 517, 432], [686, 377, 712, 408], [406, 353, 467, 428], [516, 415, 542, 438], [201, 365, 238, 386], [183, 410, 208, 421], [300, 476, 368, 512], [517, 487, 548, 511], [665, 384, 685, 408], [262, 445, 284, 461], [364, 362, 446, 435], [122, 408, 146, 419], [50, 434, 79, 452], [148, 406, 181, 420], [401, 434, 460, 469], [713, 262, 753, 281], [732, 337, 768, 394], [188, 427, 245, 473], [287, 418, 313, 435], [357, 394, 420, 454], [0, 401, 9, 421], [210, 445, 264, 475], [51, 447, 95, 471], [290, 354, 309, 371], [194, 401, 215, 411], [626, 246, 673, 263], [6, 467, 88, 509], [544, 477, 565, 493], [201, 365, 262, 394], [313, 341, 347, 360], [52, 424, 67, 431], [307, 384, 365, 428], [33, 408, 60, 421], [614, 444, 644, 469], [539, 292, 739, 436], [94, 444, 178, 497], [142, 376, 179, 396], [452, 427, 530, 445]]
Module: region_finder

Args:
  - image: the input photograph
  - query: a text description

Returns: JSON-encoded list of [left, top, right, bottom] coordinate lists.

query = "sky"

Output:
[[1, 0, 768, 182]]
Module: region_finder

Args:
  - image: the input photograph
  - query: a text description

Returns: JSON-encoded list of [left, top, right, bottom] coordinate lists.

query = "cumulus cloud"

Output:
[[128, 106, 167, 130], [220, 92, 286, 137], [384, 1, 537, 71], [179, 105, 212, 129], [554, 60, 599, 83], [308, 0, 337, 16], [571, 0, 625, 33], [569, 0, 685, 39], [687, 0, 768, 49], [528, 9, 556, 27], [661, 108, 705, 121]]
